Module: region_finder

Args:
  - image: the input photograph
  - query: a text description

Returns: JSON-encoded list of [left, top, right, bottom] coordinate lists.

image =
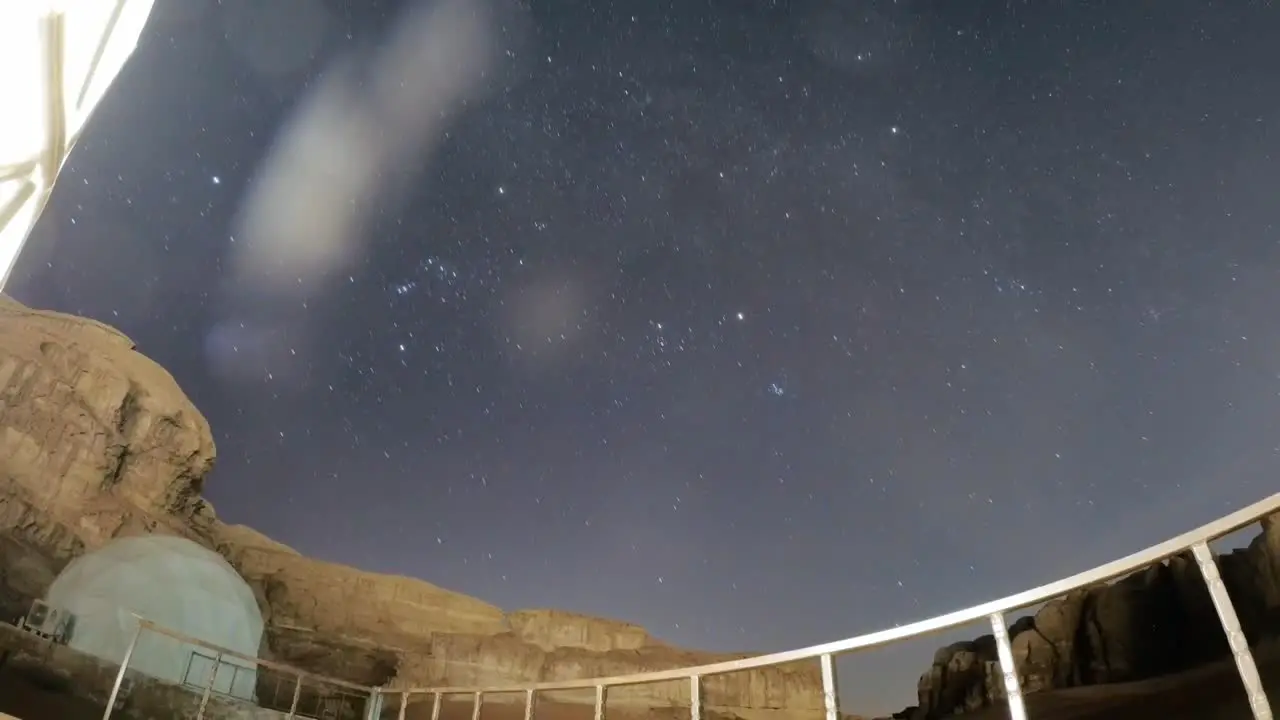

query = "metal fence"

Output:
[[102, 618, 378, 720], [102, 492, 1280, 720]]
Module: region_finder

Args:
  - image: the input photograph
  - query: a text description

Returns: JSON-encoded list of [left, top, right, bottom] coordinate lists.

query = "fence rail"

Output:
[[102, 616, 375, 720], [101, 492, 1280, 720]]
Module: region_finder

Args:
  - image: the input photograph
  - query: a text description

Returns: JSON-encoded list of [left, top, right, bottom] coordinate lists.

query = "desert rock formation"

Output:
[[5, 294, 1280, 720], [894, 517, 1280, 719], [0, 295, 823, 717], [0, 296, 218, 621]]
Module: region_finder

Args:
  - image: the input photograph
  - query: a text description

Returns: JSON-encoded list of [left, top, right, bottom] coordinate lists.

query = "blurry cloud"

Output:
[[500, 270, 596, 373], [230, 0, 499, 293], [212, 0, 519, 386]]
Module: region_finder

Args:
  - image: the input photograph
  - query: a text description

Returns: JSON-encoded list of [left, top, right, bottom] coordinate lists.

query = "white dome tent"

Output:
[[45, 535, 264, 700]]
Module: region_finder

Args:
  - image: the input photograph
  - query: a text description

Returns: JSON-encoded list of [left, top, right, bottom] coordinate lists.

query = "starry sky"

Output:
[[10, 0, 1280, 714]]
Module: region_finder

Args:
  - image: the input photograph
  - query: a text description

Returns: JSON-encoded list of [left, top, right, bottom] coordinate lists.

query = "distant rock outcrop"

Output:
[[0, 296, 824, 719], [894, 517, 1280, 719]]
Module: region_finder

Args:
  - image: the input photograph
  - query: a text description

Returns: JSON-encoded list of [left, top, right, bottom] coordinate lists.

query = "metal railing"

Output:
[[180, 649, 258, 702], [384, 492, 1280, 720], [102, 617, 378, 720], [101, 492, 1280, 720]]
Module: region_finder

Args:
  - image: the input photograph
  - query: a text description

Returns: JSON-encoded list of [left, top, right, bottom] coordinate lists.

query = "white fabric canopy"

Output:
[[0, 0, 157, 289]]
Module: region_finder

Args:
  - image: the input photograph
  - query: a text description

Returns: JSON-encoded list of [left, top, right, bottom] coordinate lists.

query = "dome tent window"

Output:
[[45, 535, 264, 701]]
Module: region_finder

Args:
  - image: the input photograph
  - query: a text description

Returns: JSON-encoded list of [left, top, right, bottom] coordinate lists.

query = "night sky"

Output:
[[11, 0, 1280, 714]]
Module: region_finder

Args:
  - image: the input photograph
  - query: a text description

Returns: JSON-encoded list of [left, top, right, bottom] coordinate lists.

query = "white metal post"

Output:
[[100, 620, 143, 720], [286, 675, 303, 719], [195, 651, 222, 719], [819, 653, 839, 720], [398, 690, 411, 720], [367, 687, 385, 720], [471, 691, 483, 720], [689, 675, 701, 720], [1192, 541, 1274, 720], [524, 688, 536, 720], [989, 612, 1027, 720], [594, 684, 607, 720]]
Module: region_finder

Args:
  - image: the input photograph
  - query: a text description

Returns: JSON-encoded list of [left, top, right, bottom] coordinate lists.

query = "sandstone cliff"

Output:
[[0, 296, 217, 621], [0, 296, 823, 717]]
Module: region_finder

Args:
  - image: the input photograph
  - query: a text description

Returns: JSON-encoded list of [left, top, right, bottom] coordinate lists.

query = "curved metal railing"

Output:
[[101, 492, 1280, 720], [100, 616, 374, 720]]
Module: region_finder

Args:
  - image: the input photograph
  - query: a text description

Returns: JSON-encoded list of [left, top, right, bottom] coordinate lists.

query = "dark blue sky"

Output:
[[12, 0, 1280, 714]]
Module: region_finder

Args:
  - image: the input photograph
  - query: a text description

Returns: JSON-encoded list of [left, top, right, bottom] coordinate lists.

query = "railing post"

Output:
[[1192, 541, 1274, 720], [368, 687, 385, 720], [524, 688, 536, 720], [195, 651, 223, 719], [398, 690, 411, 720], [989, 612, 1028, 720], [594, 684, 607, 720], [432, 692, 443, 720], [819, 653, 839, 720], [181, 650, 197, 687], [101, 620, 143, 720], [689, 675, 701, 720], [286, 675, 303, 719], [472, 691, 484, 720]]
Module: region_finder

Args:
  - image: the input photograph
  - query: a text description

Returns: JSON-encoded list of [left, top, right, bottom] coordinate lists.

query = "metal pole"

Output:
[[593, 685, 607, 720], [367, 687, 385, 720], [228, 664, 241, 700], [989, 612, 1028, 720], [431, 692, 443, 720], [523, 688, 536, 720], [818, 654, 839, 720], [1193, 541, 1274, 720], [689, 676, 701, 720], [398, 690, 411, 720], [101, 620, 143, 720], [195, 651, 222, 719], [286, 675, 303, 719], [471, 692, 483, 720]]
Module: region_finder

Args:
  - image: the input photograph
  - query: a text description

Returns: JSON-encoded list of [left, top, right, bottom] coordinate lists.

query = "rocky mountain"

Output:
[[0, 295, 823, 718]]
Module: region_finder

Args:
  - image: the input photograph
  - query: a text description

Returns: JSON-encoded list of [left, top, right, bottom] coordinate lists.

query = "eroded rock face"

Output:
[[217, 529, 510, 642], [0, 297, 218, 620], [214, 527, 825, 713], [0, 297, 824, 717], [0, 298, 216, 530], [902, 518, 1280, 719], [508, 609, 652, 653]]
